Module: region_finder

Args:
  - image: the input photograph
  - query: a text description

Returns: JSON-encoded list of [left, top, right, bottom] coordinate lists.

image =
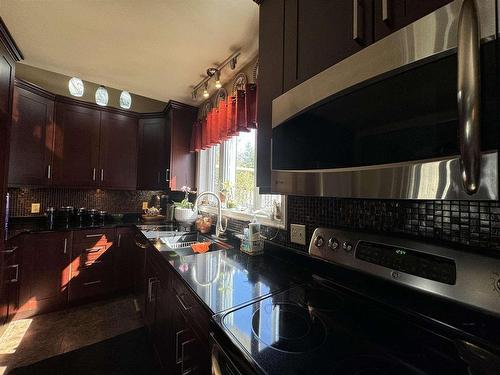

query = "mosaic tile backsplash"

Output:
[[8, 188, 172, 217], [282, 196, 500, 254]]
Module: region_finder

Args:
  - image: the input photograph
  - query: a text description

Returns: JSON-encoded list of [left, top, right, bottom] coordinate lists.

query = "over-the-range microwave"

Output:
[[271, 0, 499, 200]]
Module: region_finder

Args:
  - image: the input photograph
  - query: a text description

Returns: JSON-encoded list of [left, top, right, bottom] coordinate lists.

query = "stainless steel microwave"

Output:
[[271, 0, 499, 200]]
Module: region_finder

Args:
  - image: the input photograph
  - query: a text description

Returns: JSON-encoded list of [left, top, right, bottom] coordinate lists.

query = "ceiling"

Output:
[[1, 0, 259, 105]]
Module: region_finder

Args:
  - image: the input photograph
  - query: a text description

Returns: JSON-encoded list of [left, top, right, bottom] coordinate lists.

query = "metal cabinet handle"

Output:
[[175, 329, 189, 364], [157, 172, 161, 184], [457, 0, 481, 195], [101, 169, 104, 182], [147, 277, 159, 303], [47, 164, 52, 179], [118, 234, 122, 247], [85, 233, 104, 238], [382, 0, 389, 21], [352, 0, 363, 42], [7, 264, 19, 283], [83, 280, 102, 286], [176, 293, 192, 311], [1, 246, 18, 254], [165, 169, 170, 182], [93, 168, 96, 181], [181, 338, 196, 375], [85, 247, 102, 253], [63, 238, 68, 254]]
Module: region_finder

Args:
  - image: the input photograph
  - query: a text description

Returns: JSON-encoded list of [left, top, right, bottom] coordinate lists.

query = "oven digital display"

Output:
[[356, 241, 456, 285]]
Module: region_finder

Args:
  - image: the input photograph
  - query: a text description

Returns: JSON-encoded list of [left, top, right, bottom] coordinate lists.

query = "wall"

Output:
[[7, 188, 175, 217], [15, 64, 167, 113]]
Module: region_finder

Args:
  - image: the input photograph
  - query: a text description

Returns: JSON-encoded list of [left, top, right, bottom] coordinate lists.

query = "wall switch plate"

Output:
[[31, 203, 41, 214], [142, 202, 148, 210], [290, 224, 306, 245]]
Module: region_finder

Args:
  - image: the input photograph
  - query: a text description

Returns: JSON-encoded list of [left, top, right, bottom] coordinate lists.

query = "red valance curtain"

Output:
[[190, 84, 258, 152]]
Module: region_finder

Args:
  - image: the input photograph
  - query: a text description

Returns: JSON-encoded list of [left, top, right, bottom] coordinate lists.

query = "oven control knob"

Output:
[[342, 241, 353, 252], [314, 236, 325, 248], [328, 238, 339, 250]]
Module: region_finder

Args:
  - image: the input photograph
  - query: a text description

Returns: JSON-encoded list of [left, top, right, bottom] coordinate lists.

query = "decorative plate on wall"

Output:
[[200, 100, 212, 119], [232, 72, 248, 94]]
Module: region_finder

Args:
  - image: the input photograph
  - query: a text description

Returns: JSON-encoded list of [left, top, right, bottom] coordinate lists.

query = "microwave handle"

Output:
[[457, 0, 481, 195]]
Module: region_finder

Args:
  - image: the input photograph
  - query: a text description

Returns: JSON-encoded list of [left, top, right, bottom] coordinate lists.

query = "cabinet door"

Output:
[[8, 85, 54, 186], [1, 236, 22, 323], [18, 232, 71, 316], [169, 107, 197, 191], [137, 117, 167, 190], [0, 34, 16, 324], [53, 101, 101, 187], [99, 111, 138, 190], [284, 0, 373, 91], [256, 0, 284, 190], [374, 0, 453, 41], [113, 227, 134, 290]]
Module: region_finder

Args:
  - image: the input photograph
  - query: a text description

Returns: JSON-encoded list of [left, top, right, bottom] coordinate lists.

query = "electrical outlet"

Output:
[[142, 202, 148, 210], [31, 203, 41, 214], [290, 224, 306, 245]]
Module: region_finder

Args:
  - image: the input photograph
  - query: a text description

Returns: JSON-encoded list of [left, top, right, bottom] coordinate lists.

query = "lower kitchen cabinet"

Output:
[[144, 246, 210, 375], [17, 232, 71, 317], [1, 236, 23, 323], [114, 227, 136, 290]]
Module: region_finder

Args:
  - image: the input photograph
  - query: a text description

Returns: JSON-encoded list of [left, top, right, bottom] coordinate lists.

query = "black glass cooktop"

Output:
[[218, 277, 482, 375]]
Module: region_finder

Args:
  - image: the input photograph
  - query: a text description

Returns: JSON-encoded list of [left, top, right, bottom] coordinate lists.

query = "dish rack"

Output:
[[236, 234, 264, 256]]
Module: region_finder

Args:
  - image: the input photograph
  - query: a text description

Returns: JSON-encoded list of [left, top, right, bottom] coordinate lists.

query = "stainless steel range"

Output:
[[211, 228, 500, 375]]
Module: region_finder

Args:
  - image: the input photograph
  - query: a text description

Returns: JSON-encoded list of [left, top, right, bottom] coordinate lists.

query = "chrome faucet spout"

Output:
[[194, 191, 227, 238]]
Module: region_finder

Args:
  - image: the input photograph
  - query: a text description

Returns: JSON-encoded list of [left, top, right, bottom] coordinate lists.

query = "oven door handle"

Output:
[[457, 0, 481, 195]]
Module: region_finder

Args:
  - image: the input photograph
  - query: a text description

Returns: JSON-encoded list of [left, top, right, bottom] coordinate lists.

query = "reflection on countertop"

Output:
[[167, 243, 310, 314]]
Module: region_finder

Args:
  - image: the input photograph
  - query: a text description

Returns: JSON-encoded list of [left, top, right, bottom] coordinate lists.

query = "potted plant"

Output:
[[173, 186, 197, 223]]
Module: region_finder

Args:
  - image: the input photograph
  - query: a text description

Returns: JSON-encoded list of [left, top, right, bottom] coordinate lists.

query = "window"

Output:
[[197, 129, 285, 227]]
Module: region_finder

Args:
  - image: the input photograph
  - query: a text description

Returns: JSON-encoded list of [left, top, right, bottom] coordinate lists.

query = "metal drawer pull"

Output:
[[63, 238, 68, 254], [175, 329, 189, 364], [147, 278, 159, 302], [83, 280, 102, 286], [85, 234, 104, 238], [101, 169, 104, 181], [84, 260, 102, 267], [93, 168, 96, 181], [352, 0, 363, 42], [457, 0, 481, 194], [117, 234, 122, 247], [181, 338, 196, 375], [47, 164, 52, 179], [176, 293, 192, 311], [7, 264, 19, 283], [1, 246, 18, 254], [382, 0, 389, 21], [165, 169, 170, 182], [85, 247, 102, 253]]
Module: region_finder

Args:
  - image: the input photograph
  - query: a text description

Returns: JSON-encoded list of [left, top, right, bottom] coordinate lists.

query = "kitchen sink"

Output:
[[160, 232, 232, 256]]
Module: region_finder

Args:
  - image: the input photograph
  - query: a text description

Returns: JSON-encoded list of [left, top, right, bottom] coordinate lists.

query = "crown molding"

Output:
[[0, 17, 23, 61]]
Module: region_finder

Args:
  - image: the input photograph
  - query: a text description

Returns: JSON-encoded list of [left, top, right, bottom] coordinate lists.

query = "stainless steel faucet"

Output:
[[193, 191, 227, 238]]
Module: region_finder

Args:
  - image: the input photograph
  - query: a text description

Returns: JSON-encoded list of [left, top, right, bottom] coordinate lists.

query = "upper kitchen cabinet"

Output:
[[8, 81, 55, 187], [137, 116, 169, 190], [138, 102, 197, 191], [99, 111, 138, 190], [283, 0, 373, 91], [374, 0, 453, 41], [52, 100, 101, 188], [256, 0, 284, 190], [167, 102, 197, 191]]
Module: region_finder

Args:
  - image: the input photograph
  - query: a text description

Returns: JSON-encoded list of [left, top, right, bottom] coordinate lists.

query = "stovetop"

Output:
[[215, 275, 500, 375]]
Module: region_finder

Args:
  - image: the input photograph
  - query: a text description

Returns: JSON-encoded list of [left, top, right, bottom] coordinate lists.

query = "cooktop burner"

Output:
[[331, 355, 425, 375], [252, 302, 327, 353]]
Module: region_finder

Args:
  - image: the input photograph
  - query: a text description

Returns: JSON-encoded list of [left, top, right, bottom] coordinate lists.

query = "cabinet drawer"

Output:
[[171, 273, 210, 340], [69, 266, 112, 302], [73, 229, 116, 244]]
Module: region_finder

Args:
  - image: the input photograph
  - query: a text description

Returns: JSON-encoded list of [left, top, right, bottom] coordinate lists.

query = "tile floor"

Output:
[[0, 295, 143, 375]]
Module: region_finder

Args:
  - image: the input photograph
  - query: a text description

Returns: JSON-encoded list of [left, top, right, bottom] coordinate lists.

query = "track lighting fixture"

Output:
[[192, 90, 197, 100], [230, 56, 238, 70], [203, 82, 209, 98]]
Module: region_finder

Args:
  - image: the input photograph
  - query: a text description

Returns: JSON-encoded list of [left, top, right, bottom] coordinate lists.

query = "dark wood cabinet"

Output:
[[99, 111, 138, 190], [8, 82, 55, 186], [137, 117, 169, 190], [17, 232, 71, 316], [167, 103, 197, 191], [53, 101, 101, 188], [284, 0, 373, 91], [0, 19, 22, 325], [113, 227, 135, 290], [69, 229, 115, 303], [1, 236, 22, 323], [256, 0, 284, 190]]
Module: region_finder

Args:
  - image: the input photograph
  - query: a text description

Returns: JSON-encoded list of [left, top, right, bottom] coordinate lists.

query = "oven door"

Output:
[[211, 332, 256, 375], [271, 0, 499, 200]]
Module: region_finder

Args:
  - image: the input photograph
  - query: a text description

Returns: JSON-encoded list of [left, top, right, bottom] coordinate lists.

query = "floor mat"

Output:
[[7, 328, 161, 375]]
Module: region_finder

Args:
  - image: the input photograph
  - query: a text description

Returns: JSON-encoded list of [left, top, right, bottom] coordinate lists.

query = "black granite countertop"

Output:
[[5, 215, 177, 240]]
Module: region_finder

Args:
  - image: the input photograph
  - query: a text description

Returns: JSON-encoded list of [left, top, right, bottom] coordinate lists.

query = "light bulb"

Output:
[[215, 79, 222, 89], [203, 89, 209, 98]]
